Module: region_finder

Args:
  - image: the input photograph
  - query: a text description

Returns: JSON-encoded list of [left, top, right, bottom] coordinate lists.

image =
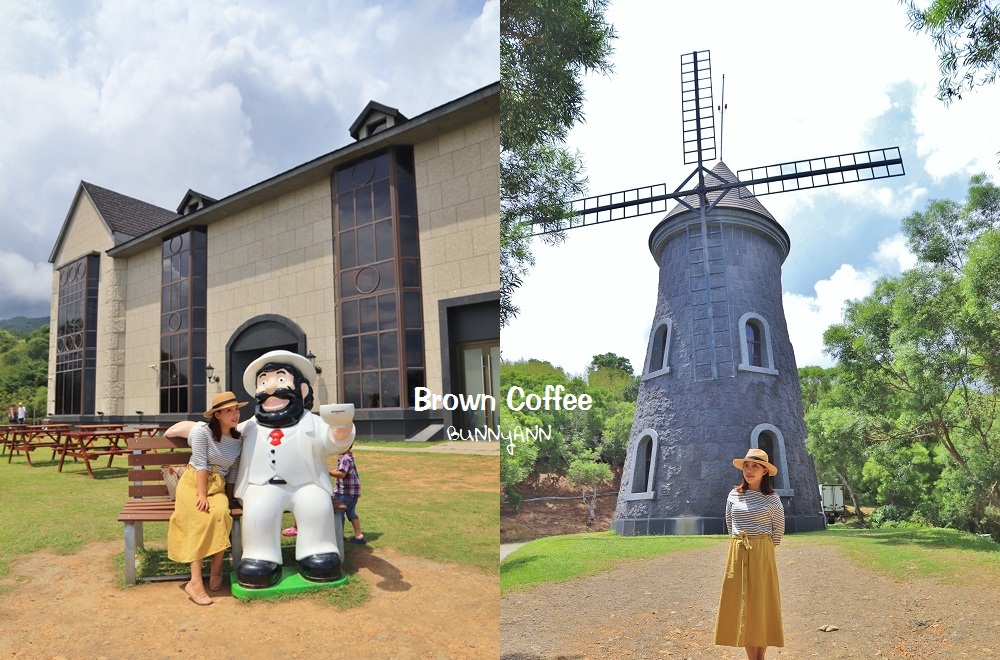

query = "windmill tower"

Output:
[[531, 50, 904, 535], [612, 161, 823, 535]]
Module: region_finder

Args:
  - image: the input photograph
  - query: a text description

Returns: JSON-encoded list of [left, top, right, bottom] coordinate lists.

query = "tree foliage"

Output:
[[499, 350, 634, 505], [0, 325, 49, 422], [500, 0, 615, 325], [819, 174, 1000, 537], [907, 0, 1000, 103]]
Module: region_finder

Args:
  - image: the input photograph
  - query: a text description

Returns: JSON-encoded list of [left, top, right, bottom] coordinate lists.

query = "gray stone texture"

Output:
[[613, 205, 825, 535]]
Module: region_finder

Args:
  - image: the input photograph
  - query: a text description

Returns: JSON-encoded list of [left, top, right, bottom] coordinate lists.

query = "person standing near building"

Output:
[[714, 448, 785, 659], [17, 403, 26, 425]]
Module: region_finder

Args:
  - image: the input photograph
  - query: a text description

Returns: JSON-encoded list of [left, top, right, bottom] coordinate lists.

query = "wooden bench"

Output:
[[117, 436, 243, 585]]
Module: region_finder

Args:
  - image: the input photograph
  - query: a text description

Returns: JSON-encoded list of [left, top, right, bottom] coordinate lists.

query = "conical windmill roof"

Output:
[[662, 161, 775, 222]]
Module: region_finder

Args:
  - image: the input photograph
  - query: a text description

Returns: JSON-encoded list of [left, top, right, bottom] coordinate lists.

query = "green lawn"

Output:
[[500, 526, 1000, 593], [786, 526, 1000, 584], [501, 532, 726, 593], [0, 448, 498, 599]]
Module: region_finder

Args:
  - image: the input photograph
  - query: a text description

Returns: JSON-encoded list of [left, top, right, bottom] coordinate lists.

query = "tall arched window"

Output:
[[624, 429, 658, 501], [750, 423, 793, 496], [738, 312, 777, 375], [642, 320, 672, 380]]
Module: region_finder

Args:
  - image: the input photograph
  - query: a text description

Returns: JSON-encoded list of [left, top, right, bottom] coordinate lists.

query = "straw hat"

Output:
[[733, 447, 777, 476], [203, 391, 248, 418]]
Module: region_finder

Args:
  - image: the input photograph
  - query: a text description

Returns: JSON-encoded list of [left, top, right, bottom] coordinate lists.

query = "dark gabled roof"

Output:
[[663, 161, 776, 222], [348, 100, 408, 140], [82, 181, 179, 237], [177, 189, 218, 215]]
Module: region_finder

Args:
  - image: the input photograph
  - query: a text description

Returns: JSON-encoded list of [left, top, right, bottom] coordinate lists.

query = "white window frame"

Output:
[[738, 312, 778, 375], [750, 423, 793, 497], [624, 429, 658, 501], [642, 320, 672, 380]]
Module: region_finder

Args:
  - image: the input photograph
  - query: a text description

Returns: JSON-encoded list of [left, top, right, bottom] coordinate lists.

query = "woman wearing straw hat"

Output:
[[714, 447, 785, 659], [168, 392, 247, 605]]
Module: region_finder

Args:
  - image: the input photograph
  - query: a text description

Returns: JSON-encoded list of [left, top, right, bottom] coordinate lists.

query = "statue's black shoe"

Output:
[[299, 552, 342, 582], [236, 558, 282, 589]]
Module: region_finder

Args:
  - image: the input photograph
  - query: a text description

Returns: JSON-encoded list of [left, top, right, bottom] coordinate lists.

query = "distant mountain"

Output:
[[0, 316, 49, 336]]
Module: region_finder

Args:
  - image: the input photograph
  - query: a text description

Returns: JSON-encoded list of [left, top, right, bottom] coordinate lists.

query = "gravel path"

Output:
[[501, 539, 1000, 658]]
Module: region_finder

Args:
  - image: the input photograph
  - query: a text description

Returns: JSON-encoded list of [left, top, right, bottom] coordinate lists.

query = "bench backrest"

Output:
[[126, 436, 190, 499]]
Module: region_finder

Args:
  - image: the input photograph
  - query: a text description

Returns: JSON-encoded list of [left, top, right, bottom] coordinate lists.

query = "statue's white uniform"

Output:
[[235, 411, 355, 564]]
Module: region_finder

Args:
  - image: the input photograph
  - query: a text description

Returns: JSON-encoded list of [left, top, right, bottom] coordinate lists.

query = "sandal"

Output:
[[184, 582, 213, 606], [347, 536, 367, 544], [282, 527, 297, 537]]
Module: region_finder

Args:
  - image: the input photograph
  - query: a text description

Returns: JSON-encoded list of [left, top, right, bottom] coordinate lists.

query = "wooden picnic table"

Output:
[[135, 425, 170, 437], [4, 424, 71, 465], [58, 429, 138, 478], [0, 425, 20, 456], [75, 423, 126, 431]]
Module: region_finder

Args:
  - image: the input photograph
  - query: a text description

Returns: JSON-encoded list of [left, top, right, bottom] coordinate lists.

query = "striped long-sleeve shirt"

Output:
[[725, 488, 785, 546], [189, 422, 243, 485]]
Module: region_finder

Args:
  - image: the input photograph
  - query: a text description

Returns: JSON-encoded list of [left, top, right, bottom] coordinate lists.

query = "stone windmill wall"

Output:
[[611, 163, 826, 536]]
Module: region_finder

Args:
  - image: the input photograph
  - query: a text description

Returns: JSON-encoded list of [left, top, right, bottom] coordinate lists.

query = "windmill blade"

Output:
[[528, 182, 671, 236], [681, 50, 716, 165], [529, 166, 710, 237], [736, 147, 904, 197]]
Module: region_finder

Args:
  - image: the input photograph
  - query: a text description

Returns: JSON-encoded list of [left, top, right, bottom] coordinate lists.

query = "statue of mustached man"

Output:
[[234, 349, 355, 588]]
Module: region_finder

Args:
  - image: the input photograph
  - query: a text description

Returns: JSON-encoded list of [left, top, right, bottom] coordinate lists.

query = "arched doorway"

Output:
[[226, 315, 307, 422]]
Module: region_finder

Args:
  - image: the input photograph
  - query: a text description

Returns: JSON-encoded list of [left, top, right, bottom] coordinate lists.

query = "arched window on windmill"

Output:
[[738, 312, 778, 375], [751, 423, 794, 497], [642, 319, 673, 380], [624, 429, 658, 501]]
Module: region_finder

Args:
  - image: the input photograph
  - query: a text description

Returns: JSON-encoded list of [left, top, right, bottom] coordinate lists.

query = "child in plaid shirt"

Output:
[[330, 443, 366, 544]]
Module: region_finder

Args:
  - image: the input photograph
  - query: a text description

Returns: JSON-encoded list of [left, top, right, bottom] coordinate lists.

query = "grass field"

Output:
[[788, 526, 1000, 585], [500, 526, 1000, 593], [0, 446, 498, 597], [500, 532, 726, 593]]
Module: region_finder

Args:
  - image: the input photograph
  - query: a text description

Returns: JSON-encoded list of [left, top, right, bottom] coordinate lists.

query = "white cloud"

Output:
[[784, 264, 877, 368], [872, 233, 918, 273], [0, 251, 53, 304]]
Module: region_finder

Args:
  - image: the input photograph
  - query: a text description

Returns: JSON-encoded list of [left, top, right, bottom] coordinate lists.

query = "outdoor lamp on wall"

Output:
[[206, 363, 220, 383], [306, 350, 323, 374]]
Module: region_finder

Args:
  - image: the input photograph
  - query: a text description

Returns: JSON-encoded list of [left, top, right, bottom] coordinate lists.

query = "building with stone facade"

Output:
[[46, 83, 499, 439]]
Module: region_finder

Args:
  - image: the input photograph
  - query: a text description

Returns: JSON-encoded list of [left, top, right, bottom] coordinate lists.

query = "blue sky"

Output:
[[0, 0, 498, 320], [502, 0, 1000, 374]]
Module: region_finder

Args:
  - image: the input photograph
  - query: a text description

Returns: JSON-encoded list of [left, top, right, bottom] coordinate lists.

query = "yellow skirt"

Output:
[[714, 532, 784, 648], [167, 467, 232, 564]]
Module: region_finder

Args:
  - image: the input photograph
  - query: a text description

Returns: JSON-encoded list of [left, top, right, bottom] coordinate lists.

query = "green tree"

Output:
[[500, 412, 540, 510], [567, 454, 613, 525], [823, 177, 1000, 535], [0, 325, 49, 421], [907, 0, 1000, 103], [961, 228, 1000, 384], [589, 352, 634, 374], [600, 401, 634, 472], [500, 0, 615, 325], [801, 367, 870, 524], [901, 174, 1000, 270]]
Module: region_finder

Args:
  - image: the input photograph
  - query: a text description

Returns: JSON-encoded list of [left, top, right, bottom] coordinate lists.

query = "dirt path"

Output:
[[0, 540, 498, 658], [501, 540, 1000, 659]]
